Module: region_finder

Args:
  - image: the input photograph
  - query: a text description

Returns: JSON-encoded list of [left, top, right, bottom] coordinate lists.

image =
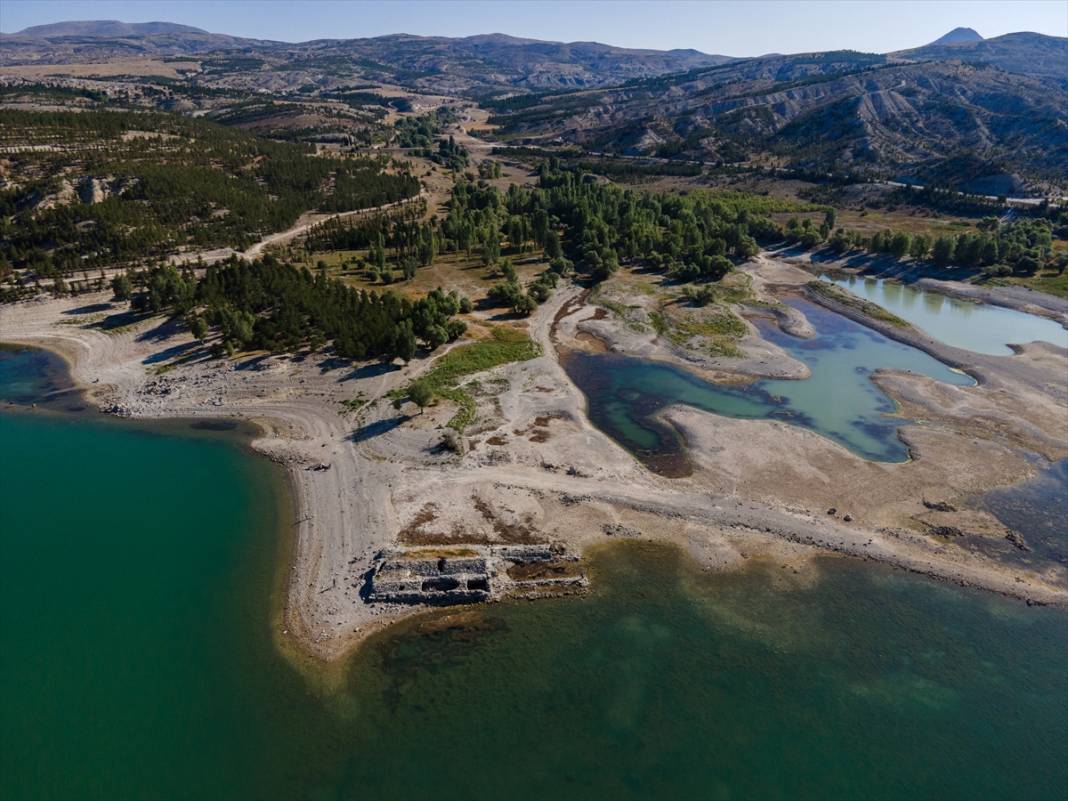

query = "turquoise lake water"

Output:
[[563, 298, 973, 474], [820, 274, 1068, 356], [2, 345, 1066, 801]]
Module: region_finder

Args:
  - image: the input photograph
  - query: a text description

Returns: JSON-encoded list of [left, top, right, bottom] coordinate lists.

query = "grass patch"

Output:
[[667, 312, 746, 357], [101, 322, 142, 336], [833, 209, 977, 240], [340, 393, 368, 413], [807, 281, 910, 327], [653, 302, 746, 358], [595, 298, 632, 318], [394, 327, 541, 430], [54, 313, 106, 327], [649, 310, 669, 336], [712, 273, 755, 305], [705, 189, 825, 215], [992, 270, 1068, 301], [593, 294, 650, 333]]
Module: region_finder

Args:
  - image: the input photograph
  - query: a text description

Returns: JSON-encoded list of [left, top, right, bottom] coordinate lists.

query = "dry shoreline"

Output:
[[3, 258, 1067, 663]]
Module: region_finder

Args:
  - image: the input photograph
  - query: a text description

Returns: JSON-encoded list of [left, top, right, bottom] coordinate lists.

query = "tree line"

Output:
[[819, 217, 1061, 275], [116, 257, 468, 362]]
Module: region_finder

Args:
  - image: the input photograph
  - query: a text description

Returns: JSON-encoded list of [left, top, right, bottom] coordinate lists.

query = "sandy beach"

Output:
[[3, 253, 1067, 662]]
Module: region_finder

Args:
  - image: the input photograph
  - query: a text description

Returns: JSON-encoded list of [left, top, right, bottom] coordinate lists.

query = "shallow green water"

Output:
[[2, 347, 1066, 801], [821, 273, 1068, 356], [564, 298, 973, 473], [980, 459, 1068, 567]]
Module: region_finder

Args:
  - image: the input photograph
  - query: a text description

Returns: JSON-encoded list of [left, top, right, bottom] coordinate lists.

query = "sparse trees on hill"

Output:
[[1, 109, 419, 277]]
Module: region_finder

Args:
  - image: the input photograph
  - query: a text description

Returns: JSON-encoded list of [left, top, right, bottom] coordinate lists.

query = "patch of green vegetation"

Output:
[[649, 310, 669, 336], [593, 297, 631, 318], [668, 312, 747, 356], [703, 189, 826, 216], [680, 276, 754, 307], [705, 340, 744, 358], [54, 313, 105, 326], [340, 393, 367, 413], [394, 327, 541, 430], [435, 387, 477, 429], [100, 322, 143, 336], [653, 303, 746, 358], [680, 312, 747, 340], [807, 281, 910, 327], [591, 289, 650, 332], [992, 271, 1068, 301], [715, 273, 755, 304], [623, 281, 657, 297]]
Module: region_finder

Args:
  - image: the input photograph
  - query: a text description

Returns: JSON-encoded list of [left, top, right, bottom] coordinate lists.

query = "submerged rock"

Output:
[[1005, 531, 1031, 551], [602, 523, 641, 537], [928, 525, 964, 538]]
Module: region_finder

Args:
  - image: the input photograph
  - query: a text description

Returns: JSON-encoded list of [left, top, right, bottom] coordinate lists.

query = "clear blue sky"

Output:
[[2, 0, 1065, 56]]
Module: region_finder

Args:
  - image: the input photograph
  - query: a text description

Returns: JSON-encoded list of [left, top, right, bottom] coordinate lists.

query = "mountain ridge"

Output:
[[0, 21, 734, 91], [14, 20, 212, 37]]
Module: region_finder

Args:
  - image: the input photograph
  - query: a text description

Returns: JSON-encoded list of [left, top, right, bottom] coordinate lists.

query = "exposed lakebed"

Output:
[[562, 297, 973, 475]]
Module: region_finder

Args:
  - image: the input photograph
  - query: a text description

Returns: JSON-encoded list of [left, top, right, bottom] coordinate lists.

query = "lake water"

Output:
[[2, 346, 1066, 801], [563, 298, 973, 474], [820, 274, 1068, 356], [980, 459, 1068, 567]]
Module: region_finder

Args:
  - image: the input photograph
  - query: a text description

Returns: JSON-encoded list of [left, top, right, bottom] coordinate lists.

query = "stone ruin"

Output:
[[364, 542, 588, 606]]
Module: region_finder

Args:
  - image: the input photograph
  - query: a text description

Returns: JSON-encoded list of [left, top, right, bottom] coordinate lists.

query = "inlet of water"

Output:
[[563, 298, 973, 474], [820, 273, 1068, 356]]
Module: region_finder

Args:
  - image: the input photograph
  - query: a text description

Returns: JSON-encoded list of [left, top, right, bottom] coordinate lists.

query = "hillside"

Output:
[[485, 34, 1068, 194], [291, 34, 733, 93]]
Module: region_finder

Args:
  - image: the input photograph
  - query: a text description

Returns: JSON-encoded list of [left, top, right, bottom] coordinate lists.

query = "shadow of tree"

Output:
[[64, 303, 112, 315], [339, 361, 400, 382], [142, 340, 200, 365], [136, 316, 184, 343], [93, 309, 149, 331], [348, 415, 411, 443], [235, 354, 273, 371]]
